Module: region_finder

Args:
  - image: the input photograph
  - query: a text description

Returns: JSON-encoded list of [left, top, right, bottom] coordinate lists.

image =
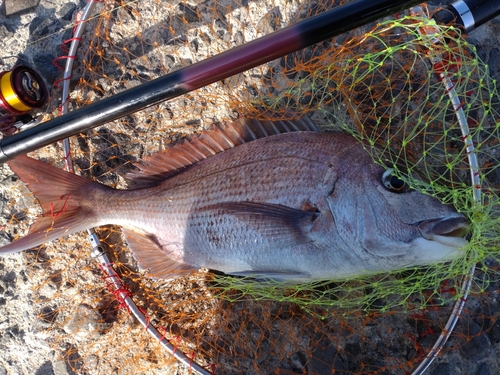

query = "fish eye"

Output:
[[382, 169, 408, 193]]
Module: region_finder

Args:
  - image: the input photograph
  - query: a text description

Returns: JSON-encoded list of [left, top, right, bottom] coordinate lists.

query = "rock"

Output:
[[28, 17, 49, 36], [63, 304, 102, 340], [489, 48, 500, 77], [488, 318, 500, 343], [256, 6, 281, 34], [60, 344, 85, 375], [0, 24, 14, 40], [38, 306, 58, 327], [431, 363, 453, 375], [57, 2, 76, 21], [31, 52, 61, 86], [2, 270, 17, 290], [288, 351, 307, 372], [178, 3, 200, 23], [307, 337, 348, 374], [4, 0, 39, 16], [53, 360, 71, 375], [475, 362, 491, 375], [35, 361, 54, 375], [458, 322, 492, 361]]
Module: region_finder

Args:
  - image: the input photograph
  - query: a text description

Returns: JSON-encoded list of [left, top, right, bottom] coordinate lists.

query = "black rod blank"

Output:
[[0, 0, 424, 164], [433, 0, 500, 32]]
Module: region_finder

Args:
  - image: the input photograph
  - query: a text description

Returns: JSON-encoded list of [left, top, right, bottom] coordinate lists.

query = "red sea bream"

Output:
[[0, 118, 468, 281]]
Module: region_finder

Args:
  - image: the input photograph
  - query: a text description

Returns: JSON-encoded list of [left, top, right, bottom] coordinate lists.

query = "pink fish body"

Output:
[[0, 118, 468, 281]]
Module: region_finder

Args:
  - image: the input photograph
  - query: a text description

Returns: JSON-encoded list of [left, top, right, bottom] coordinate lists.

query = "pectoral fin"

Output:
[[205, 201, 319, 248]]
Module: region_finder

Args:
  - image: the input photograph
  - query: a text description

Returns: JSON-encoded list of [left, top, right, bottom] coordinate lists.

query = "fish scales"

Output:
[[0, 118, 468, 281], [95, 132, 350, 275]]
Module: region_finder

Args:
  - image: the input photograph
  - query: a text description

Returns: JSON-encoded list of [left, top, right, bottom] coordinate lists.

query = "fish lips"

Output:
[[417, 215, 469, 248]]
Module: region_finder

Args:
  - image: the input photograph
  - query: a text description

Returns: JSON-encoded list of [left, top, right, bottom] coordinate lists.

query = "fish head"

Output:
[[326, 159, 468, 272]]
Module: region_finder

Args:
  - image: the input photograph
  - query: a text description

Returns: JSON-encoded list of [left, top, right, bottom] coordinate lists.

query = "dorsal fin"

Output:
[[127, 117, 318, 188]]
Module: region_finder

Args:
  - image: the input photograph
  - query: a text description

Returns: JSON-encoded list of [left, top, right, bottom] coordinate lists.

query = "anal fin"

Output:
[[228, 270, 312, 282], [121, 228, 195, 279]]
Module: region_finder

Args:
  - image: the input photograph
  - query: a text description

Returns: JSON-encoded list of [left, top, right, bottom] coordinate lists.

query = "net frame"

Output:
[[57, 3, 497, 373]]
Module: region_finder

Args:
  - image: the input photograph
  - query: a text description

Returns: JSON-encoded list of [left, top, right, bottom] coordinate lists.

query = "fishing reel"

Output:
[[0, 65, 48, 136]]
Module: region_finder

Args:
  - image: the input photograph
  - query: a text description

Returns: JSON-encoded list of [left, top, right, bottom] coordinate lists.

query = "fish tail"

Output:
[[1, 155, 100, 254]]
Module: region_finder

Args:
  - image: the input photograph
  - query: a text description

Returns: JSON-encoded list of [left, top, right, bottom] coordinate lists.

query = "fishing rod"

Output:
[[1, 0, 499, 164], [0, 0, 426, 164], [433, 0, 500, 33]]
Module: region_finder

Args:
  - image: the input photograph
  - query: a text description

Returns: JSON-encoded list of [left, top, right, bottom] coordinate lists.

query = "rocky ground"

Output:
[[0, 0, 499, 374]]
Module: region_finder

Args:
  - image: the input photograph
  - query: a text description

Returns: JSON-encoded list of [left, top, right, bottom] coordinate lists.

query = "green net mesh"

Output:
[[209, 15, 500, 315]]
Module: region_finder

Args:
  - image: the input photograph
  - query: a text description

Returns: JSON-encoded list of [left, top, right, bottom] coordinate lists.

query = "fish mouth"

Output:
[[417, 215, 469, 248]]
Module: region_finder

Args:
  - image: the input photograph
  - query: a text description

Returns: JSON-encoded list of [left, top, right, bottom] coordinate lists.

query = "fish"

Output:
[[0, 117, 468, 281]]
